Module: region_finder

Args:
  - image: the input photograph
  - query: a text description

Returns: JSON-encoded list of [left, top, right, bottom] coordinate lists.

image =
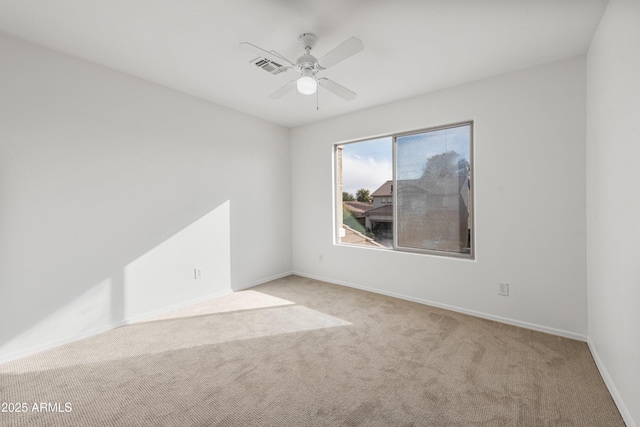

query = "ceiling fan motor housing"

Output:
[[297, 53, 317, 69]]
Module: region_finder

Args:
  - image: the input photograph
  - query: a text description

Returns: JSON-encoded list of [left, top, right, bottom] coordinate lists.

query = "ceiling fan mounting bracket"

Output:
[[298, 33, 317, 51]]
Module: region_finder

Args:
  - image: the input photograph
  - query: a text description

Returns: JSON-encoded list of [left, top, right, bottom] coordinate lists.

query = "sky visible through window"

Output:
[[341, 137, 392, 197], [341, 126, 470, 196]]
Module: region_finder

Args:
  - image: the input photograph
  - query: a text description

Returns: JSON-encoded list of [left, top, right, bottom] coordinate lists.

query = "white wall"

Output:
[[291, 57, 587, 339], [586, 0, 640, 425], [0, 34, 292, 361]]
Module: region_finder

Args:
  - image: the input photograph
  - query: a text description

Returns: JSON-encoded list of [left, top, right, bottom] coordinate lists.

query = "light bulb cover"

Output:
[[297, 75, 317, 95]]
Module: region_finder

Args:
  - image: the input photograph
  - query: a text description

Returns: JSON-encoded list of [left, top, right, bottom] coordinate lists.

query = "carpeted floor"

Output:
[[0, 275, 624, 426]]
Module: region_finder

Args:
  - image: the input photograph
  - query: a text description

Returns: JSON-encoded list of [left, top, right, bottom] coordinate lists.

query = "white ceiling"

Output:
[[0, 0, 608, 128]]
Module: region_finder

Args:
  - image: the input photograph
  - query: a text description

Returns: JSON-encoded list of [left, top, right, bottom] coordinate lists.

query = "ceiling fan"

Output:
[[240, 33, 364, 101]]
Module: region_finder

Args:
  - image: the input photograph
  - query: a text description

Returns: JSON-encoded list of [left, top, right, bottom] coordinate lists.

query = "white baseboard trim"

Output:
[[1, 270, 297, 365], [292, 271, 588, 342], [122, 288, 233, 325], [588, 338, 636, 427], [233, 270, 294, 291], [0, 288, 233, 365], [0, 322, 124, 366]]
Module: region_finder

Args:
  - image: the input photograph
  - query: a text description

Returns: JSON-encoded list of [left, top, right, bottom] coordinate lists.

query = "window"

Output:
[[336, 122, 473, 258]]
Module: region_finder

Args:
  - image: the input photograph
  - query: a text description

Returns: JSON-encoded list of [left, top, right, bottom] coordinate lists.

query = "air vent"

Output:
[[251, 57, 287, 75]]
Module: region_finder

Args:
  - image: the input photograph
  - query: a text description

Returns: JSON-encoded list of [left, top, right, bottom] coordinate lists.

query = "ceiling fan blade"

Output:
[[318, 78, 357, 101], [239, 42, 294, 67], [269, 80, 297, 99], [317, 37, 364, 70]]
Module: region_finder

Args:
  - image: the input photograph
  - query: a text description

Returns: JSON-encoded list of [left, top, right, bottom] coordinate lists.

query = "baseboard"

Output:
[[0, 271, 296, 365], [233, 270, 294, 291], [588, 338, 636, 427], [0, 321, 126, 366], [122, 288, 233, 324], [292, 271, 588, 342], [0, 288, 233, 365]]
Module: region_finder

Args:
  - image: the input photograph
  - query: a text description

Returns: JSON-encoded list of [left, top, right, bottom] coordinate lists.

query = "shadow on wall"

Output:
[[0, 201, 232, 362]]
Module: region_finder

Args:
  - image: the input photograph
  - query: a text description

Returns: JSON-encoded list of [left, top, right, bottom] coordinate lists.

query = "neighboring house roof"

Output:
[[343, 201, 373, 216], [398, 175, 470, 210], [398, 175, 468, 194], [341, 224, 385, 248], [371, 180, 393, 197], [365, 205, 393, 217]]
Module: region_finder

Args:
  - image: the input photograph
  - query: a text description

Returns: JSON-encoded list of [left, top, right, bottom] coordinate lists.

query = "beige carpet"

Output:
[[0, 275, 624, 426]]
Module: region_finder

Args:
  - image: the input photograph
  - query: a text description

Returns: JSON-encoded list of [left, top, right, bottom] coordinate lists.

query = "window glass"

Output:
[[335, 122, 473, 258], [336, 138, 392, 248], [395, 124, 472, 255]]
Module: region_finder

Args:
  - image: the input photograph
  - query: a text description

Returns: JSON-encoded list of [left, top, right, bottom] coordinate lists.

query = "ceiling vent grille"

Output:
[[251, 57, 287, 75]]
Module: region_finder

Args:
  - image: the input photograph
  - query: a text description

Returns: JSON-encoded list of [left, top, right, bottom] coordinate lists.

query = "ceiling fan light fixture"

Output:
[[297, 75, 317, 95]]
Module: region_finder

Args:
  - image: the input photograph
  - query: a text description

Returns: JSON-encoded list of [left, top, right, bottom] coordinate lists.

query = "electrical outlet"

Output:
[[498, 283, 509, 296], [194, 268, 203, 280], [318, 253, 324, 263]]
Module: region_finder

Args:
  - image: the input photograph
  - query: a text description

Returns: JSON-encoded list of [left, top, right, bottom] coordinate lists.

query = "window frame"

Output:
[[335, 121, 474, 260]]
